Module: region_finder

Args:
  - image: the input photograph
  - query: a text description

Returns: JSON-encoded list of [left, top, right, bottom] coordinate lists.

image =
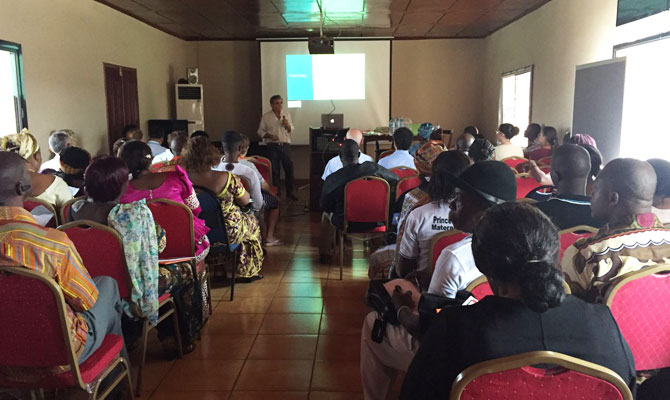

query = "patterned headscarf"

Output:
[[0, 129, 39, 160], [568, 133, 598, 149], [414, 140, 446, 175], [417, 122, 435, 140], [59, 147, 91, 175]]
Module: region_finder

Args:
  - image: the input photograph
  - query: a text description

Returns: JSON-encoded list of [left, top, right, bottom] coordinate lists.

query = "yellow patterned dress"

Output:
[[217, 173, 264, 277]]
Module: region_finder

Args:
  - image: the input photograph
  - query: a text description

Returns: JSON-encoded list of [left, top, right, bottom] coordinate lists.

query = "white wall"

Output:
[[482, 0, 618, 139], [0, 0, 195, 155]]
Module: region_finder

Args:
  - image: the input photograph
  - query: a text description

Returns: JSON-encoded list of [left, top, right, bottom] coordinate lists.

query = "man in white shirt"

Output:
[[257, 95, 296, 200], [39, 130, 71, 172], [147, 129, 173, 164], [378, 127, 415, 170], [321, 128, 373, 180]]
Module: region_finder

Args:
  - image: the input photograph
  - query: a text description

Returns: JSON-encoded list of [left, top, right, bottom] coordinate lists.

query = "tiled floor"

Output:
[[135, 209, 373, 400]]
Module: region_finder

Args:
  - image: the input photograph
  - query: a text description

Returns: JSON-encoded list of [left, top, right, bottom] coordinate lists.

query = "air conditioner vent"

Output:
[[178, 86, 202, 100]]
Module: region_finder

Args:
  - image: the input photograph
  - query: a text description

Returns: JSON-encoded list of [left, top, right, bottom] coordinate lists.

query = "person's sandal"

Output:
[[236, 273, 264, 283], [264, 239, 282, 247]]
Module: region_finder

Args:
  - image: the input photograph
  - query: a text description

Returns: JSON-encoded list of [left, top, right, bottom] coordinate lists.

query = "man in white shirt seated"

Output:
[[147, 129, 173, 164], [39, 130, 71, 172], [379, 127, 415, 170], [360, 160, 517, 400], [322, 128, 373, 180]]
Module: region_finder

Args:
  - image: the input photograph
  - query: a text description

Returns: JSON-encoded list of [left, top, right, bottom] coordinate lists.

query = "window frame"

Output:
[[498, 65, 534, 132], [0, 39, 28, 132]]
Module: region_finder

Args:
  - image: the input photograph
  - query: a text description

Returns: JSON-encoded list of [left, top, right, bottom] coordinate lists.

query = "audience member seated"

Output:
[[523, 122, 542, 154], [319, 140, 399, 260], [183, 136, 264, 282], [647, 158, 670, 224], [453, 130, 475, 155], [39, 130, 72, 172], [408, 123, 434, 155], [493, 123, 524, 160], [467, 135, 494, 163], [0, 151, 127, 367], [147, 129, 173, 164], [123, 124, 143, 141], [190, 130, 209, 139], [561, 158, 670, 301], [70, 156, 202, 352], [151, 131, 188, 172], [395, 151, 471, 289], [112, 138, 127, 157], [119, 140, 210, 262], [530, 144, 601, 229], [400, 203, 636, 399], [322, 128, 374, 180], [526, 125, 558, 161], [378, 127, 415, 170], [0, 129, 73, 209], [567, 133, 598, 148], [239, 134, 281, 246], [55, 146, 91, 197], [360, 160, 516, 399]]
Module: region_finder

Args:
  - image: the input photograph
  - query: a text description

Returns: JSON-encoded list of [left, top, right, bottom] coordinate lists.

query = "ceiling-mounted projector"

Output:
[[308, 37, 334, 54]]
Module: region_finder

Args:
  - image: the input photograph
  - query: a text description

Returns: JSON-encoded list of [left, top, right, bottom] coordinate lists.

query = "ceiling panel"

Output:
[[95, 0, 552, 39]]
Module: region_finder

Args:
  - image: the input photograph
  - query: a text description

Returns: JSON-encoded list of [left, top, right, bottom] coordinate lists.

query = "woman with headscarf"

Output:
[[0, 129, 73, 209], [408, 122, 435, 156], [55, 146, 91, 197]]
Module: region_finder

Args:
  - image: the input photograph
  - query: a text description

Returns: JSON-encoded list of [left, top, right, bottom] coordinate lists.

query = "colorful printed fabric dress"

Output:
[[217, 172, 264, 278]]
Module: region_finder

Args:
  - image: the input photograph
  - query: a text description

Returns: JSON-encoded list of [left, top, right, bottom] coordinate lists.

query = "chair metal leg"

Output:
[[206, 264, 212, 315], [339, 232, 344, 280], [230, 250, 237, 301], [134, 320, 150, 396], [169, 302, 184, 359], [120, 357, 135, 400]]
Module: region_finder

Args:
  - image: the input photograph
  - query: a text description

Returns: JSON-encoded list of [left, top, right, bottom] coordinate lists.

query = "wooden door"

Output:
[[104, 63, 139, 152]]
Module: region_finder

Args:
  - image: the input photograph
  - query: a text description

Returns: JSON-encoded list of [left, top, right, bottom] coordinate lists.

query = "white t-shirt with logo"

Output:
[[428, 237, 482, 298], [398, 201, 454, 274]]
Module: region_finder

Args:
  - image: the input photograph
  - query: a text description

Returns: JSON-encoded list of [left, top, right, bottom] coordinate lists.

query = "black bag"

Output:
[[418, 290, 475, 336], [365, 279, 398, 325]]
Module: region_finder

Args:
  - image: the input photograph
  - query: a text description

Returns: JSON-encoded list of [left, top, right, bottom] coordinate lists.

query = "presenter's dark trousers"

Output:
[[267, 142, 295, 196]]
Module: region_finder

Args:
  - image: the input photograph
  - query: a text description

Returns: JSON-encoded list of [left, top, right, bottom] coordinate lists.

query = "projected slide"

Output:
[[286, 54, 365, 101]]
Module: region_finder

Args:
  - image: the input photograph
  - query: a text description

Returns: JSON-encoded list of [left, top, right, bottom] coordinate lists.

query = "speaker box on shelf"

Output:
[[187, 68, 199, 84]]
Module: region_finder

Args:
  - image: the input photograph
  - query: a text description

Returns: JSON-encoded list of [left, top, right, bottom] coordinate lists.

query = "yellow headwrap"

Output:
[[0, 129, 40, 160]]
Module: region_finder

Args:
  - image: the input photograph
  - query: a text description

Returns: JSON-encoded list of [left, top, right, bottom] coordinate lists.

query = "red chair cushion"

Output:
[[390, 167, 417, 180], [345, 178, 389, 224], [432, 232, 469, 268], [158, 293, 171, 303], [460, 366, 625, 400], [148, 202, 194, 259], [559, 231, 593, 260], [516, 176, 541, 199], [470, 281, 494, 300], [609, 272, 670, 371], [38, 335, 124, 388], [397, 176, 421, 200]]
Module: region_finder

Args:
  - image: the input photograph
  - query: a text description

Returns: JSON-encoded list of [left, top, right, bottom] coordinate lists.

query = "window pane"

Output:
[[0, 48, 19, 136], [500, 68, 532, 146]]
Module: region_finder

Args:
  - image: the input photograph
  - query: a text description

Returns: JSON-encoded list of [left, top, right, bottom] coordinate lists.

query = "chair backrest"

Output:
[[59, 196, 85, 224], [558, 225, 598, 259], [605, 264, 670, 371], [344, 176, 390, 228], [501, 156, 528, 171], [23, 197, 58, 227], [396, 176, 422, 200], [237, 174, 250, 191], [58, 221, 132, 299], [146, 199, 195, 259], [193, 185, 232, 245], [515, 173, 541, 199], [464, 275, 493, 300], [450, 351, 633, 400], [389, 167, 418, 180], [0, 266, 85, 389], [247, 156, 273, 187], [537, 156, 552, 166], [379, 149, 394, 159], [429, 229, 469, 271]]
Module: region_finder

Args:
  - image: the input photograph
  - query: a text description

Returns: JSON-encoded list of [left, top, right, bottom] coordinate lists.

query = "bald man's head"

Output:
[[456, 133, 475, 153], [339, 139, 360, 167], [590, 158, 656, 223], [550, 144, 591, 195], [0, 152, 31, 206], [346, 129, 363, 146]]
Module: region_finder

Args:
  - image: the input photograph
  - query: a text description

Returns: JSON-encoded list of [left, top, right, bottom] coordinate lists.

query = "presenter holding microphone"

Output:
[[258, 94, 297, 200]]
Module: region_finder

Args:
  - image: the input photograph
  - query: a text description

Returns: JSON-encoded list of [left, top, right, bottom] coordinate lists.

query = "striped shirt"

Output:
[[0, 206, 98, 355]]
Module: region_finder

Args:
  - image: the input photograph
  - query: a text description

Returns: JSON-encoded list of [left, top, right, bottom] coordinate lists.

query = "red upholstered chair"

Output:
[[605, 264, 670, 372], [146, 199, 211, 318], [396, 175, 422, 200], [429, 229, 468, 271], [59, 196, 85, 225], [379, 149, 395, 159], [559, 225, 598, 260], [58, 220, 183, 396], [0, 265, 134, 399], [23, 197, 58, 227], [247, 156, 277, 194], [501, 156, 528, 173], [336, 176, 391, 279], [450, 351, 633, 400], [464, 275, 494, 300], [237, 174, 251, 191], [515, 173, 542, 199], [390, 167, 418, 179]]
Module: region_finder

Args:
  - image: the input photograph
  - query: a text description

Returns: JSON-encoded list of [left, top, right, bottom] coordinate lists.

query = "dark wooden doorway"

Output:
[[104, 63, 139, 152]]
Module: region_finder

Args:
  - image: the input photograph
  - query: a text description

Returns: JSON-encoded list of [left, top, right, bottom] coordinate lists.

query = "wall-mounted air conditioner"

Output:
[[176, 84, 204, 134]]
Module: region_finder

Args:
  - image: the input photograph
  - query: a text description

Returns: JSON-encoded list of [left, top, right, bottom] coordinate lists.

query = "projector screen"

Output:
[[260, 40, 390, 145]]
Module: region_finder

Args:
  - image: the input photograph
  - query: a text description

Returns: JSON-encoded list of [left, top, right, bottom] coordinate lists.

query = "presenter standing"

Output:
[[258, 95, 297, 200]]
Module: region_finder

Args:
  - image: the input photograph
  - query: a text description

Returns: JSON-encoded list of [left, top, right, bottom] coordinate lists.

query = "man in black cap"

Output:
[[360, 160, 517, 400]]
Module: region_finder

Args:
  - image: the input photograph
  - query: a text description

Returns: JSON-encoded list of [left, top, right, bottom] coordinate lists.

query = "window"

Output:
[[0, 40, 27, 136], [499, 66, 533, 146]]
